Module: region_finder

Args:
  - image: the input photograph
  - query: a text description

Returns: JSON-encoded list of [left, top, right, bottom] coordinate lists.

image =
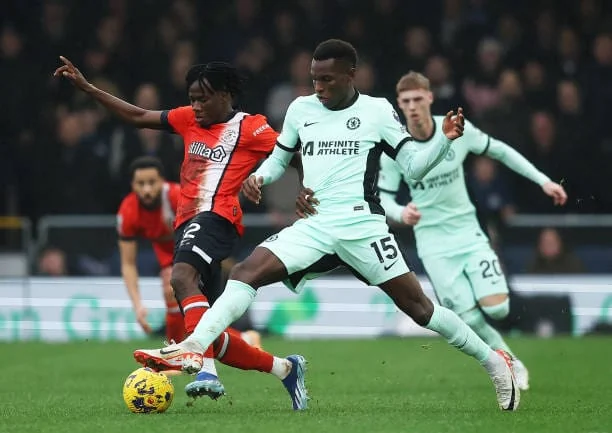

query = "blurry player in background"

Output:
[[377, 72, 568, 390], [117, 156, 184, 343], [55, 58, 306, 406]]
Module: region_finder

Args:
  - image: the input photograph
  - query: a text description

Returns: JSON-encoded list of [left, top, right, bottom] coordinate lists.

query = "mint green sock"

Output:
[[187, 280, 256, 350], [460, 307, 516, 358], [425, 304, 493, 364]]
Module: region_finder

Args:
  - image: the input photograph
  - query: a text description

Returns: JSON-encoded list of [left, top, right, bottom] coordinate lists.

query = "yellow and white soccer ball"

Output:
[[122, 367, 174, 414]]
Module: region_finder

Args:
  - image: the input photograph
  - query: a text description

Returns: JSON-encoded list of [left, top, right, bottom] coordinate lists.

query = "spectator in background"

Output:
[[439, 0, 464, 53], [462, 38, 502, 115], [527, 228, 585, 274], [530, 10, 557, 70], [354, 59, 377, 95], [532, 111, 572, 178], [267, 9, 303, 75], [46, 112, 111, 214], [522, 60, 554, 111], [468, 156, 515, 230], [0, 25, 33, 146], [402, 26, 433, 73], [265, 50, 312, 129], [556, 27, 583, 80], [387, 26, 433, 90], [556, 80, 586, 145], [583, 32, 612, 157], [425, 55, 464, 115], [479, 69, 530, 154], [235, 36, 274, 114], [495, 13, 525, 68], [162, 40, 196, 107], [37, 246, 69, 276], [514, 111, 569, 213]]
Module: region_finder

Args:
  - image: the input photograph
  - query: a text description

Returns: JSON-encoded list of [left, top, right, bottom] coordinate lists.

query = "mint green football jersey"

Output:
[[378, 117, 491, 258], [277, 93, 412, 220]]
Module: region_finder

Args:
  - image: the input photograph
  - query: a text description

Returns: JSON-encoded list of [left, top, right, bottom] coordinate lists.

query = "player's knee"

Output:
[[480, 298, 510, 320], [228, 260, 258, 285]]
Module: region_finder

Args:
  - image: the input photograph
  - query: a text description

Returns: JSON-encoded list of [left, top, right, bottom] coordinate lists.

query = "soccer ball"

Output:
[[122, 367, 174, 414]]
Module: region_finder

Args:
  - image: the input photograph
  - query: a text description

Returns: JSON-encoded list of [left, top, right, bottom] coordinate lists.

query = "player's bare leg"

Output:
[[378, 272, 519, 411]]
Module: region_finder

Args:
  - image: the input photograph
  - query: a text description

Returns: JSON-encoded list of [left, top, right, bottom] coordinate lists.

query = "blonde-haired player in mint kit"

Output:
[[378, 71, 568, 391]]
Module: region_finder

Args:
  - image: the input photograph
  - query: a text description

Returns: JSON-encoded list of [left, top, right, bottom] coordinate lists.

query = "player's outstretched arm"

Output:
[[396, 109, 464, 180], [54, 56, 165, 129], [377, 154, 406, 222], [119, 240, 152, 333], [484, 138, 568, 206]]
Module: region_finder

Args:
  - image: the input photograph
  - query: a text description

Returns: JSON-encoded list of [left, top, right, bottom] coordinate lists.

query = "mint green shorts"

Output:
[[260, 213, 410, 292], [421, 245, 509, 315]]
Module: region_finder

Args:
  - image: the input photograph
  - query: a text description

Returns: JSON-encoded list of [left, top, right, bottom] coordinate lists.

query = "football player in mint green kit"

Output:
[[378, 71, 568, 391], [136, 40, 521, 411]]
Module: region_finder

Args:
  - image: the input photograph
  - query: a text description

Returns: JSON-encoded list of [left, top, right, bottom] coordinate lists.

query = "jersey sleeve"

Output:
[[116, 199, 138, 240], [242, 114, 279, 156], [463, 120, 491, 155], [378, 153, 403, 193], [161, 106, 193, 135], [378, 154, 405, 223], [376, 99, 414, 159], [276, 99, 301, 151]]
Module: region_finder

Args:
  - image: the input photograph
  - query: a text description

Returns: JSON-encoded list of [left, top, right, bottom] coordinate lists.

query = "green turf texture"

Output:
[[1, 337, 610, 433]]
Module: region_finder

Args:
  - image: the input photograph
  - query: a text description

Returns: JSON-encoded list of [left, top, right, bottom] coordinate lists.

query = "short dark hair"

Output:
[[313, 39, 358, 69], [129, 156, 165, 180], [185, 61, 246, 98]]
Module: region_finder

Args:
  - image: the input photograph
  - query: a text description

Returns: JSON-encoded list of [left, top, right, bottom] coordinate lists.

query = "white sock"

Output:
[[185, 280, 256, 352], [199, 357, 218, 377], [425, 304, 495, 364], [271, 357, 292, 380]]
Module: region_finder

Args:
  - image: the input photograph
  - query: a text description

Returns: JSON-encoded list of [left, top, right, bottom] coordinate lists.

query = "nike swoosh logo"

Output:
[[159, 348, 180, 355], [505, 377, 516, 411], [303, 121, 318, 127], [384, 260, 398, 271]]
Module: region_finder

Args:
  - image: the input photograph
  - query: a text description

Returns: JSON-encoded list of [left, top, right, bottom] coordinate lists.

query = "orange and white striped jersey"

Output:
[[162, 107, 278, 235]]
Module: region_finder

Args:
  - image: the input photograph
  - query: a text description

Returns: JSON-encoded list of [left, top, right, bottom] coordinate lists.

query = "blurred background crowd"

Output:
[[1, 0, 611, 276]]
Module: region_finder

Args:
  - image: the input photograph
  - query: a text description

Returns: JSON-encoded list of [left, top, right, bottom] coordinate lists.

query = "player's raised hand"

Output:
[[296, 187, 319, 218], [53, 56, 92, 91], [135, 305, 152, 334], [242, 174, 265, 204], [442, 107, 465, 140], [542, 181, 568, 206], [401, 202, 421, 225]]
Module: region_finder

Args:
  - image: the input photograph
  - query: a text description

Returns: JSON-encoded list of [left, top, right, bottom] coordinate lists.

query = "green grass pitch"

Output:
[[1, 337, 611, 433]]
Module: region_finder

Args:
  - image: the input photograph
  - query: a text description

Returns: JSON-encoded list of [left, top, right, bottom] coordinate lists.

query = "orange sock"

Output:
[[213, 329, 273, 373], [165, 303, 186, 343], [180, 294, 209, 334]]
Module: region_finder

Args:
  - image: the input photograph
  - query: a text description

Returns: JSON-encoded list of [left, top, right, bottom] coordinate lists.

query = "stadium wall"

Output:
[[0, 276, 610, 341]]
